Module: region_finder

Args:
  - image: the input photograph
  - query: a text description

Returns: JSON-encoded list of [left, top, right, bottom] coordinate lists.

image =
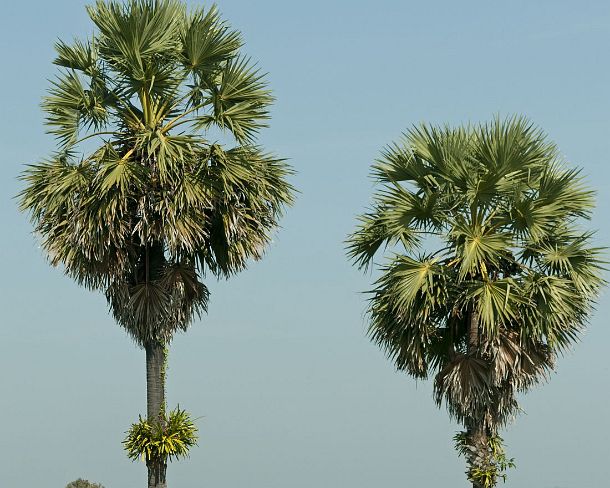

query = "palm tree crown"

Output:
[[347, 116, 604, 486], [20, 0, 294, 346]]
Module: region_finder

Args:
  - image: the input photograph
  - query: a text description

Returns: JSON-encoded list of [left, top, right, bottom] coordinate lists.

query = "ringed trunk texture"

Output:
[[146, 341, 167, 488], [467, 423, 488, 488], [468, 309, 479, 354], [467, 311, 487, 488]]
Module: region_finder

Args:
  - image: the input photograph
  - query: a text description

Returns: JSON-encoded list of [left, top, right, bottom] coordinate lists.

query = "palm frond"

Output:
[[180, 5, 242, 77], [203, 57, 273, 143], [54, 38, 99, 75], [43, 70, 110, 147]]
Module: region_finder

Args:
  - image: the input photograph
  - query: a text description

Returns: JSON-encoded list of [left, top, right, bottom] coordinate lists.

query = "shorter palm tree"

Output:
[[348, 117, 604, 487]]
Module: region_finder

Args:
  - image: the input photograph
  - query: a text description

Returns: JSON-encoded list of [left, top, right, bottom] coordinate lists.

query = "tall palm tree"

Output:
[[19, 1, 294, 487], [347, 117, 604, 487]]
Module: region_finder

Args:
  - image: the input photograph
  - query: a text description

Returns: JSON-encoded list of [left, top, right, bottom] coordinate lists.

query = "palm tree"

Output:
[[19, 1, 294, 487], [347, 117, 604, 487]]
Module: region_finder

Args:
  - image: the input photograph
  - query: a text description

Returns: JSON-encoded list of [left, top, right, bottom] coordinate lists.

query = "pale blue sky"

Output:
[[1, 1, 609, 487]]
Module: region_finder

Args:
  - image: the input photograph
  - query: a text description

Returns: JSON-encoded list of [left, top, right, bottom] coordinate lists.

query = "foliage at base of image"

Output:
[[123, 407, 198, 464], [65, 479, 105, 488], [454, 431, 515, 488]]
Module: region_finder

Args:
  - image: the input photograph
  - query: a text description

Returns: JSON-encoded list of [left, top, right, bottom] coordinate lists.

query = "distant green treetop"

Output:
[[66, 479, 105, 488]]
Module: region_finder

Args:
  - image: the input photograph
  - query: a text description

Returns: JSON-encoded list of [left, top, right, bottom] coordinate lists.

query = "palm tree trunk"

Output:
[[467, 310, 487, 488], [468, 309, 479, 354], [146, 341, 167, 488], [467, 423, 487, 488]]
